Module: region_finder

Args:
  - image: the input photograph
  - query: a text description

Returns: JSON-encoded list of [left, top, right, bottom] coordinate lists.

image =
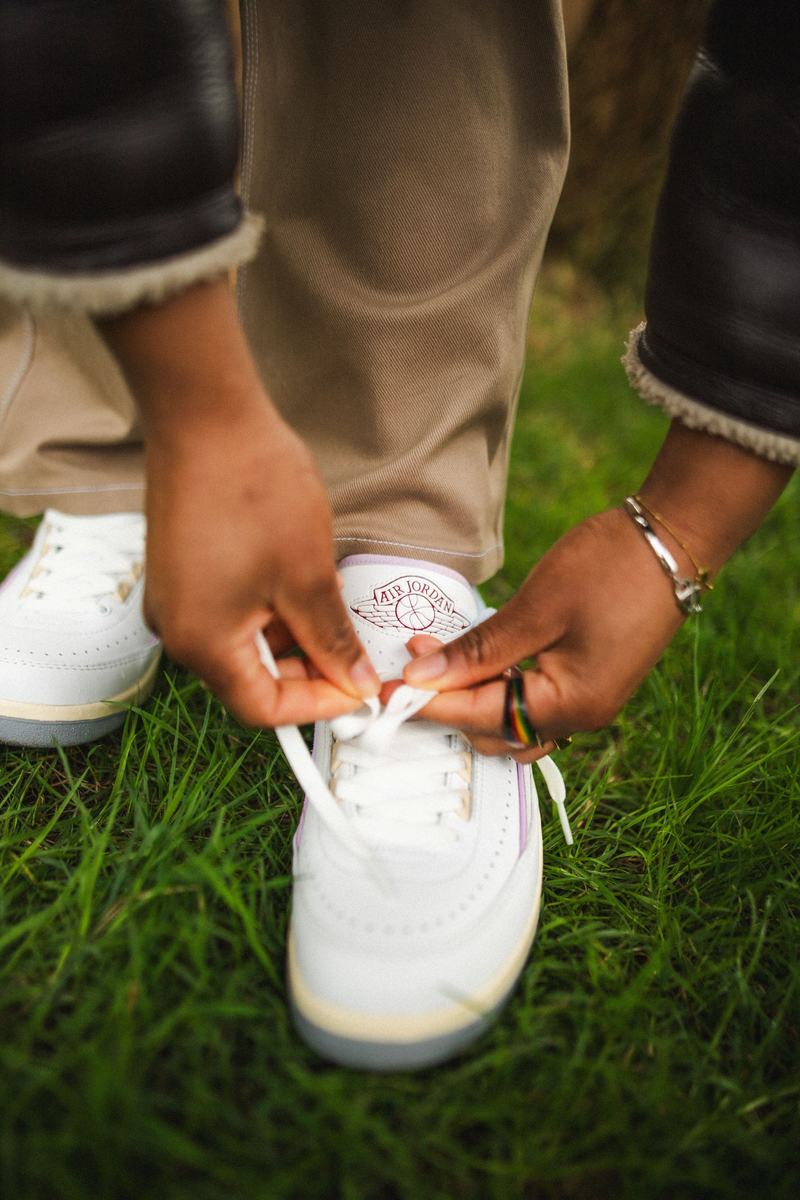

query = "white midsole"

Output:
[[0, 650, 162, 723], [288, 818, 545, 1045]]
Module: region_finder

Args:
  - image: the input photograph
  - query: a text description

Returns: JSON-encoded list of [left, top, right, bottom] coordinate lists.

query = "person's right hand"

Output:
[[144, 402, 380, 726], [100, 279, 380, 727]]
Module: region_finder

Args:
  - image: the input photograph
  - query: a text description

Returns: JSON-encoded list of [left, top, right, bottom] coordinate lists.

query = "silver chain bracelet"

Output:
[[623, 496, 705, 615]]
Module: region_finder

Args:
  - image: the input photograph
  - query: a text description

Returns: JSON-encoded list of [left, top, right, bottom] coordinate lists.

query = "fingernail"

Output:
[[350, 655, 381, 697], [405, 652, 447, 684]]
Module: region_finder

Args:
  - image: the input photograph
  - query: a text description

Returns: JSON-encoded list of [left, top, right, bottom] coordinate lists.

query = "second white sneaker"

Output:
[[267, 555, 571, 1071], [0, 509, 161, 747]]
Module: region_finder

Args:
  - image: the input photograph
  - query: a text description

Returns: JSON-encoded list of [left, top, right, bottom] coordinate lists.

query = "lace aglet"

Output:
[[555, 798, 574, 846], [535, 755, 573, 845]]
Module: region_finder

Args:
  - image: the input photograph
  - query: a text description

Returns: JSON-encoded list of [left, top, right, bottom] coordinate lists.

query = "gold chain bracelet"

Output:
[[632, 494, 713, 591]]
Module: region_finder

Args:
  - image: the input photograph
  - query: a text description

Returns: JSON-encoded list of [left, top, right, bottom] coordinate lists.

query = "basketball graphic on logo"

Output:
[[394, 594, 436, 630]]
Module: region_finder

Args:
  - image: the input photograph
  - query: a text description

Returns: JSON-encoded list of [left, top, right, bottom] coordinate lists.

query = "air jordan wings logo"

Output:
[[350, 575, 470, 636]]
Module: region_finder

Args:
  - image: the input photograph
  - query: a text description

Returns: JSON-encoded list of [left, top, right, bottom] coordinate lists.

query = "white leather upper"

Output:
[[0, 510, 160, 705], [290, 555, 543, 1018]]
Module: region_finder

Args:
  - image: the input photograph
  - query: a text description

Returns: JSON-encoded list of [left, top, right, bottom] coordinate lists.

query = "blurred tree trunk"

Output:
[[553, 0, 712, 291]]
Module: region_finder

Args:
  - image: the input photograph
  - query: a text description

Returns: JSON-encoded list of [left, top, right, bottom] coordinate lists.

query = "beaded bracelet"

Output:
[[623, 496, 711, 615]]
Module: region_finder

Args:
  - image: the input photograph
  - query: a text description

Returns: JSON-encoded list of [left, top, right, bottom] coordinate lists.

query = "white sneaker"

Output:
[[0, 509, 161, 747], [259, 555, 571, 1071]]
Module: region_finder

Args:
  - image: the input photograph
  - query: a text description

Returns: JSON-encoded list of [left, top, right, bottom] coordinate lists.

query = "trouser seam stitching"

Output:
[[333, 534, 502, 560], [0, 484, 144, 496]]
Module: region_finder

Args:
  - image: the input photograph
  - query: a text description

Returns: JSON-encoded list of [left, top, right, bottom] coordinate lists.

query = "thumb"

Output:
[[403, 595, 546, 689], [280, 570, 381, 700], [415, 664, 573, 743]]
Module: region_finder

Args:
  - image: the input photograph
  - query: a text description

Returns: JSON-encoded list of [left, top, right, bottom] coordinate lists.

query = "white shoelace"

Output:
[[330, 686, 470, 849], [21, 520, 145, 614], [255, 633, 573, 862]]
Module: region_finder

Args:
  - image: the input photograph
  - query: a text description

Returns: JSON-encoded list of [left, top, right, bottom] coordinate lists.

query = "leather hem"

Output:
[[624, 323, 800, 467], [0, 214, 263, 316]]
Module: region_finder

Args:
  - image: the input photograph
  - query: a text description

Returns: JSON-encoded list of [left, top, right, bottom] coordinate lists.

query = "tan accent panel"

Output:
[[0, 302, 145, 516]]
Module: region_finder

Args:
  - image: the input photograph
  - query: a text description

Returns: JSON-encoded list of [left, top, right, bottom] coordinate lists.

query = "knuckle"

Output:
[[474, 685, 498, 724], [319, 615, 361, 663], [161, 620, 227, 686], [511, 748, 540, 764], [290, 563, 336, 602], [467, 729, 486, 746], [458, 622, 503, 672], [160, 619, 197, 666], [538, 670, 619, 735], [574, 692, 617, 732], [229, 698, 272, 729], [199, 654, 236, 695]]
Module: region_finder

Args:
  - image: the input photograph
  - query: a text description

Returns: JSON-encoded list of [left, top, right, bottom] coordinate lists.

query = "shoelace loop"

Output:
[[22, 520, 145, 613], [330, 686, 469, 848], [255, 633, 573, 860]]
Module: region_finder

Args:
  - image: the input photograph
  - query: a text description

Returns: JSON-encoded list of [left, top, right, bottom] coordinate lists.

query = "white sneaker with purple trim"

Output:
[[264, 555, 571, 1071], [0, 510, 161, 747]]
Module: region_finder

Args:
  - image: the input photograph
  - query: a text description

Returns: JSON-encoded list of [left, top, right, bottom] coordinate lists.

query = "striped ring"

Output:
[[501, 668, 542, 749]]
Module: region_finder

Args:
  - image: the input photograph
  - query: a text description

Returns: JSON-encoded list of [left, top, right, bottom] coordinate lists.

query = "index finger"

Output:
[[417, 671, 572, 743], [278, 570, 380, 701], [204, 634, 364, 727]]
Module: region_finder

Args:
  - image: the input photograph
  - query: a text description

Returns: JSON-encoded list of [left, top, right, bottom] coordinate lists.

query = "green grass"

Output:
[[1, 267, 799, 1199]]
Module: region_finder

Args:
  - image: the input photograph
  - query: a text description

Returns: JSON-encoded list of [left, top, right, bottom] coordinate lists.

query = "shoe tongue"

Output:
[[339, 555, 479, 679]]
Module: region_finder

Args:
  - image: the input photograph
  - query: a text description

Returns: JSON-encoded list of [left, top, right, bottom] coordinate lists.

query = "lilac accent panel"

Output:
[[516, 762, 528, 855], [293, 799, 308, 851], [338, 554, 470, 587]]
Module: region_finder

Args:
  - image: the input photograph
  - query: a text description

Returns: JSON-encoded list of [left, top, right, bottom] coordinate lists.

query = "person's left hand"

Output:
[[400, 417, 796, 759], [401, 507, 687, 761]]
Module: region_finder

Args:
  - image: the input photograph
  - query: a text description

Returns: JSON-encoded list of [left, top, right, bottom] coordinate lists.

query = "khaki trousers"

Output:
[[0, 0, 568, 584]]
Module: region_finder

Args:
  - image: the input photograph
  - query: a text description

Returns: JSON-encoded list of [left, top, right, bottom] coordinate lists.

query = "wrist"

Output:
[[100, 278, 280, 443], [636, 421, 793, 572], [139, 376, 280, 452], [622, 495, 710, 615]]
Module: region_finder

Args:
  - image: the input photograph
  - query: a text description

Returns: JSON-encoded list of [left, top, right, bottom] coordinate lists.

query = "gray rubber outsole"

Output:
[[290, 993, 508, 1072], [0, 710, 127, 748]]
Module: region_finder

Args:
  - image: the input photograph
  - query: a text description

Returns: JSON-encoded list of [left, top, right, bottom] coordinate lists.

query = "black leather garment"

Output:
[[633, 0, 800, 450], [0, 0, 243, 280]]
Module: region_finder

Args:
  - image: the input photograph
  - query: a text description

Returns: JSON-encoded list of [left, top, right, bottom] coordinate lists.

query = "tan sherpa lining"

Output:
[[0, 213, 263, 316], [624, 322, 800, 467]]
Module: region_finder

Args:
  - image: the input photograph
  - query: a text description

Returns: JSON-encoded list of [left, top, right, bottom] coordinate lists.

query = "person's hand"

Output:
[[403, 421, 793, 758], [100, 279, 380, 726], [144, 401, 379, 726], [402, 507, 685, 759]]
